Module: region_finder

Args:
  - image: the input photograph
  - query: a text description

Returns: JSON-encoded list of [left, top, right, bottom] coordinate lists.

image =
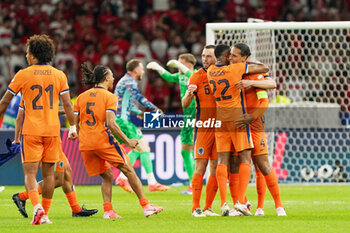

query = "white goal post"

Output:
[[205, 21, 350, 183]]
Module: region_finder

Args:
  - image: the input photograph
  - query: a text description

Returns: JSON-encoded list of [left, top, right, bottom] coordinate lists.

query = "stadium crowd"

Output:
[[0, 0, 349, 113]]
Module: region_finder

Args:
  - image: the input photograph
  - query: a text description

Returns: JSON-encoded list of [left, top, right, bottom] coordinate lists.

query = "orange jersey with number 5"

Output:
[[8, 64, 69, 136], [74, 87, 118, 150], [207, 63, 248, 121]]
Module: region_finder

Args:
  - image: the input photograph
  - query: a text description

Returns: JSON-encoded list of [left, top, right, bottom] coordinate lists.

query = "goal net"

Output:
[[206, 21, 350, 183]]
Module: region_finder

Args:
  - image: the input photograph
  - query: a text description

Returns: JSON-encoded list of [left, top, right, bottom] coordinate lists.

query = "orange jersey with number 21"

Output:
[[8, 64, 69, 136]]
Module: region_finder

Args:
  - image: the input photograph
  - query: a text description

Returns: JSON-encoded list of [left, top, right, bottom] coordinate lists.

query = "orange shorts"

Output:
[[215, 121, 253, 153], [81, 145, 128, 177], [251, 131, 268, 156], [54, 149, 69, 173], [21, 135, 60, 163], [193, 129, 218, 160]]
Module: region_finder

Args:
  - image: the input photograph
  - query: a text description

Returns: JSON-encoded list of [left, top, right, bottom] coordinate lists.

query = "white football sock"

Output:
[[147, 173, 157, 185]]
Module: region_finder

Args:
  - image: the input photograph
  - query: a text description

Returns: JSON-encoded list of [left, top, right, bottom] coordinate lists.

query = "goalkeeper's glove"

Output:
[[166, 60, 190, 74], [146, 62, 166, 75]]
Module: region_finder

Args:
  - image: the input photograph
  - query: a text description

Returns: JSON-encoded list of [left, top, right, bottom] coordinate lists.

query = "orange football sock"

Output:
[[139, 198, 149, 208], [204, 175, 218, 210], [42, 198, 52, 215], [28, 190, 40, 207], [18, 191, 29, 201], [103, 202, 113, 212], [256, 170, 267, 209], [244, 196, 248, 203], [216, 164, 228, 206], [238, 163, 251, 203], [65, 191, 82, 213], [228, 173, 239, 204], [192, 173, 203, 211], [265, 170, 283, 208], [37, 184, 42, 195]]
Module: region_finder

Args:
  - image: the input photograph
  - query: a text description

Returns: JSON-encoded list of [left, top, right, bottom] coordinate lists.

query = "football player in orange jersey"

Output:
[[229, 43, 286, 216], [182, 45, 219, 217], [207, 44, 269, 216], [12, 101, 98, 221], [73, 63, 163, 219], [0, 34, 77, 225]]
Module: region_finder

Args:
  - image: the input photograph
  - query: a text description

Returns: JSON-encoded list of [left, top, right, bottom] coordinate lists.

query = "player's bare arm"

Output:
[[235, 90, 269, 128], [235, 77, 276, 90], [246, 63, 269, 74], [106, 111, 139, 149], [182, 84, 197, 108], [13, 108, 24, 144], [73, 113, 80, 135], [61, 92, 77, 140], [0, 91, 14, 116]]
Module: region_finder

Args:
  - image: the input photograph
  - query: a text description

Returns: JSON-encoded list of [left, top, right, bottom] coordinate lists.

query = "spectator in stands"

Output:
[[0, 45, 25, 85], [0, 16, 13, 48], [54, 39, 77, 71], [167, 35, 187, 60], [126, 31, 152, 64], [150, 27, 168, 63]]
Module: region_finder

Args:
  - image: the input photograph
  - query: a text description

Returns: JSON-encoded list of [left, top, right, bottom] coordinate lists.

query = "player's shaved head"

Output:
[[214, 44, 230, 65], [214, 44, 230, 59]]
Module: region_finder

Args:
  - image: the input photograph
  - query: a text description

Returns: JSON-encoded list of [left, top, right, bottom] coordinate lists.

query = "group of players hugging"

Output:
[[0, 34, 285, 225]]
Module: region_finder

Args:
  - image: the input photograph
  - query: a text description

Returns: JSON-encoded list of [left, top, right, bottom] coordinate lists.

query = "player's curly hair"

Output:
[[26, 34, 55, 64], [81, 62, 110, 85], [234, 43, 251, 57]]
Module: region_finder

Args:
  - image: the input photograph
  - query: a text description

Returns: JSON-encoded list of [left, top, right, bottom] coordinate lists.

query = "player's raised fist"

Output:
[[187, 84, 197, 95], [146, 62, 165, 74]]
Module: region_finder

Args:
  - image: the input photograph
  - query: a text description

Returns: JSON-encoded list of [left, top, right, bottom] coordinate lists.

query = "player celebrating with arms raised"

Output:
[[207, 44, 269, 216], [74, 63, 163, 219], [147, 54, 196, 194], [0, 34, 77, 225], [114, 59, 169, 192]]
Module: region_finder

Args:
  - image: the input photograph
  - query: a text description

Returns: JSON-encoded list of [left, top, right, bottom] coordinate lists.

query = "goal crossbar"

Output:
[[206, 21, 350, 44]]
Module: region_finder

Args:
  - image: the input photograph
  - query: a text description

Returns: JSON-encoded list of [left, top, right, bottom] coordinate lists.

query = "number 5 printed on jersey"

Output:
[[86, 102, 96, 126]]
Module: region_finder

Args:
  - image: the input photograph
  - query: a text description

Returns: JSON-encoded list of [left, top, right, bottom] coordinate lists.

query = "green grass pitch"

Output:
[[0, 185, 349, 233]]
